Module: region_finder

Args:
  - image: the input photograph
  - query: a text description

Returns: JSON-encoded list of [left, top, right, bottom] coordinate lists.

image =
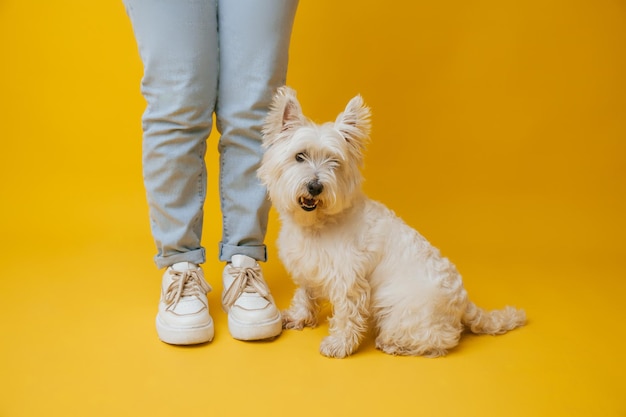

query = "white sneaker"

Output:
[[156, 262, 214, 345], [222, 255, 282, 341]]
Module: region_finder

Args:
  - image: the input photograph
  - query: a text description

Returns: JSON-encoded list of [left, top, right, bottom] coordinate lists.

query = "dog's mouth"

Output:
[[299, 196, 319, 211]]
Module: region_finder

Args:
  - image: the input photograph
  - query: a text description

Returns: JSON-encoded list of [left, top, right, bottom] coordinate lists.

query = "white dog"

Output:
[[258, 87, 526, 358]]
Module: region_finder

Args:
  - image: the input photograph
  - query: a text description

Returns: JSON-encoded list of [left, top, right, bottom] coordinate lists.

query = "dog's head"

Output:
[[258, 86, 371, 225]]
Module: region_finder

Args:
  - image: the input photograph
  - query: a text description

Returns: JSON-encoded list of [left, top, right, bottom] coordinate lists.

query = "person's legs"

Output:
[[125, 0, 219, 344], [216, 0, 299, 263], [215, 0, 298, 340], [125, 0, 219, 269]]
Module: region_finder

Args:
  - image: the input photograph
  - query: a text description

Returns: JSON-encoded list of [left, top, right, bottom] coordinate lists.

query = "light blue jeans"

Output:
[[124, 0, 299, 268]]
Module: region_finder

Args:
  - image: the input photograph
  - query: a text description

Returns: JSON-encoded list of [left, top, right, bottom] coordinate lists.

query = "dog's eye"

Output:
[[295, 153, 306, 162]]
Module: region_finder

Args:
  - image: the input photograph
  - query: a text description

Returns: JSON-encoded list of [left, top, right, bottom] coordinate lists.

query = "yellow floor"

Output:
[[1, 1, 625, 416]]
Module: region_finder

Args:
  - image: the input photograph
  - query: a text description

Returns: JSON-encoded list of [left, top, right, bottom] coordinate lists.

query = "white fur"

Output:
[[259, 87, 526, 358]]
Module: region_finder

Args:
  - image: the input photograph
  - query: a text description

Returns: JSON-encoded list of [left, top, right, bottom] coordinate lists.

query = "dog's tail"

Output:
[[462, 301, 526, 335]]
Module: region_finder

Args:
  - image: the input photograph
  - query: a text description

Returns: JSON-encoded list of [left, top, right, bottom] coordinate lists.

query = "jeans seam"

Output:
[[219, 144, 230, 246]]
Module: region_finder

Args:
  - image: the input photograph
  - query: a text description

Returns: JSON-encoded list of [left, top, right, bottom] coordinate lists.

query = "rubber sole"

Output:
[[227, 314, 282, 341], [156, 315, 215, 345]]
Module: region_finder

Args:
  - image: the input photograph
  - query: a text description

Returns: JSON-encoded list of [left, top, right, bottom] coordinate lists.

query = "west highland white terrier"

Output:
[[258, 87, 526, 358]]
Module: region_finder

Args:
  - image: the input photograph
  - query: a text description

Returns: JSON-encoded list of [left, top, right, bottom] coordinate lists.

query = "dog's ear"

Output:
[[334, 95, 371, 150], [262, 86, 304, 147]]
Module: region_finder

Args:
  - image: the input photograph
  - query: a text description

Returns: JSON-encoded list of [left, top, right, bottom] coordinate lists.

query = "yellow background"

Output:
[[1, 1, 625, 416]]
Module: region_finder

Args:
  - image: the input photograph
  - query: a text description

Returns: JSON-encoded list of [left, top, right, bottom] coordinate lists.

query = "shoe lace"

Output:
[[222, 264, 270, 309], [164, 269, 212, 309]]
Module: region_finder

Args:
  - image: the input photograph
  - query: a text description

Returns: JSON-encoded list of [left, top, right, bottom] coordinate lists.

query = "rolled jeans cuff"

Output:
[[219, 243, 267, 263], [155, 247, 206, 269]]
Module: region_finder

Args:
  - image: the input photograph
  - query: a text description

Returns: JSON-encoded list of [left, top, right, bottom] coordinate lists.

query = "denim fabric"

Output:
[[124, 0, 298, 268]]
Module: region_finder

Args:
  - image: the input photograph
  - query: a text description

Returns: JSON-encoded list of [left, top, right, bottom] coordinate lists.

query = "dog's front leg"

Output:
[[282, 286, 319, 330], [320, 277, 371, 358]]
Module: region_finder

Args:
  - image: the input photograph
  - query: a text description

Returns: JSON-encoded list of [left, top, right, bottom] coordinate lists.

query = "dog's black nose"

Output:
[[307, 180, 324, 196]]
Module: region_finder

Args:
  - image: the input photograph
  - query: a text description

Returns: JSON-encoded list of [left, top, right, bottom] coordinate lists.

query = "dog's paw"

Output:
[[319, 335, 357, 358], [282, 316, 305, 330], [282, 310, 317, 330], [375, 337, 449, 357]]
